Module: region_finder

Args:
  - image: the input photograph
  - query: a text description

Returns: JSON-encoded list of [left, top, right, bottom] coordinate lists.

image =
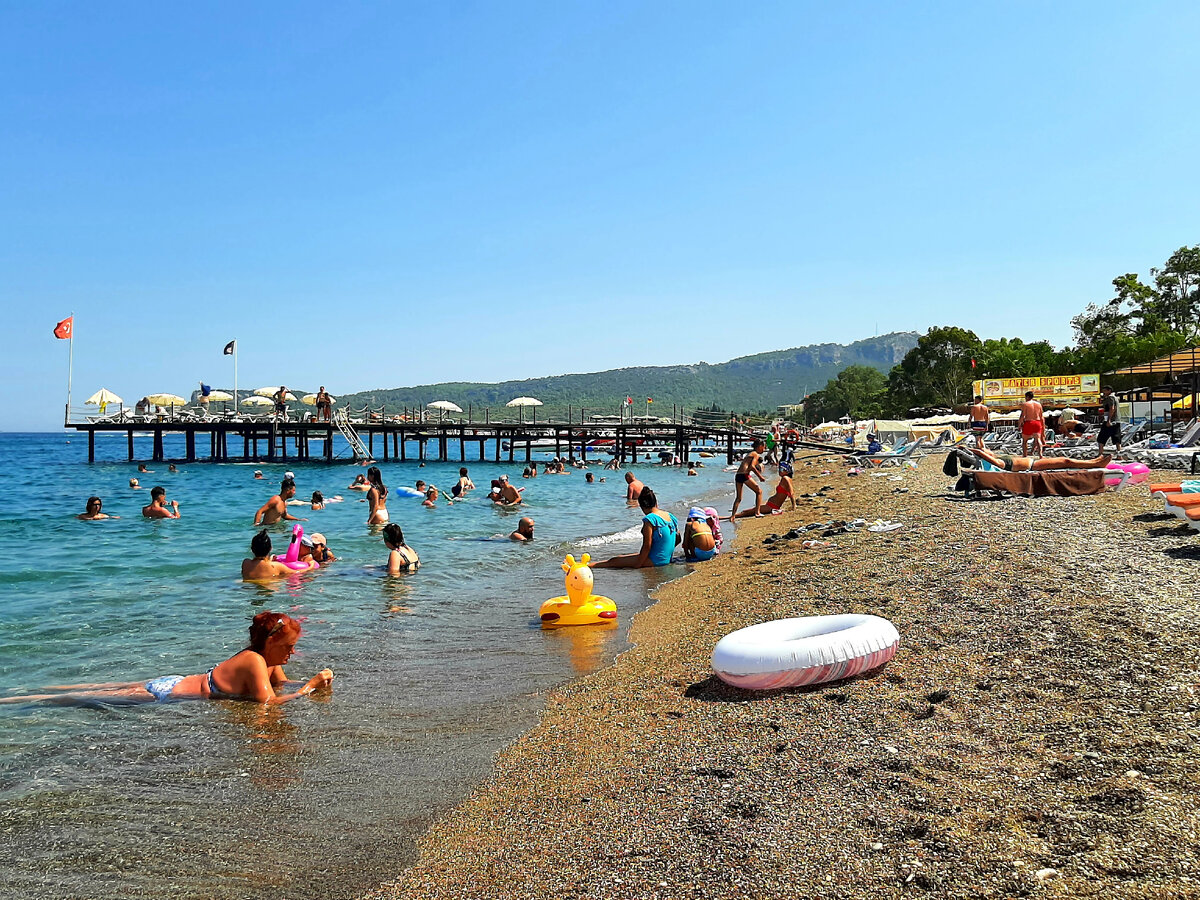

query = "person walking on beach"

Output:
[[594, 488, 680, 569], [315, 386, 333, 422], [1098, 385, 1123, 455], [1018, 391, 1045, 458], [366, 466, 389, 525], [969, 395, 990, 449], [730, 439, 767, 519], [624, 471, 644, 504], [254, 479, 304, 526], [142, 486, 181, 519], [242, 530, 315, 578]]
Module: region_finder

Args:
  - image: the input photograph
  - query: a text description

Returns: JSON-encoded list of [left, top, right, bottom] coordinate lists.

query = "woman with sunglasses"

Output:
[[0, 612, 333, 706]]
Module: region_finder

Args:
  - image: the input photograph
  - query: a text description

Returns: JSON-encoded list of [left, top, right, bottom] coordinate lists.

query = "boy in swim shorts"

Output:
[[969, 395, 990, 449], [1018, 391, 1045, 458]]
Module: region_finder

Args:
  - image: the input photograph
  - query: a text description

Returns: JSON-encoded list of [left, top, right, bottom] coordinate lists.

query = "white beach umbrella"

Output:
[[85, 388, 122, 406], [254, 387, 297, 401], [506, 396, 542, 423], [241, 395, 274, 407], [1060, 407, 1084, 415], [145, 393, 187, 407], [428, 400, 463, 413], [206, 390, 234, 402]]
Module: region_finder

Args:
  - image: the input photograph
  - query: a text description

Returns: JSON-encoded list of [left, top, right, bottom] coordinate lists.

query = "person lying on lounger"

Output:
[[966, 448, 1111, 473]]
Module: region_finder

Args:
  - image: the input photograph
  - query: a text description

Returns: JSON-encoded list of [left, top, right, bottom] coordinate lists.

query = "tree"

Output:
[[885, 326, 982, 412], [805, 366, 887, 422]]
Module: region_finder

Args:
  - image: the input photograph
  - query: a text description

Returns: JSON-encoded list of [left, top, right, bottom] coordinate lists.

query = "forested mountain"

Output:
[[335, 332, 918, 416]]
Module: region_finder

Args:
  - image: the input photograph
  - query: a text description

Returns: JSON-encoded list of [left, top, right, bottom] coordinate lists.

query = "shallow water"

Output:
[[0, 432, 735, 899]]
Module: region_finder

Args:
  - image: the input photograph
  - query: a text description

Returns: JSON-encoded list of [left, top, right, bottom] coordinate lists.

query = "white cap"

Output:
[[284, 471, 295, 479]]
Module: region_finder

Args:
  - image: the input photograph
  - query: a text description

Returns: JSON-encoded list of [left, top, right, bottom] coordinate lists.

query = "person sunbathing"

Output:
[[0, 612, 333, 706], [967, 447, 1111, 473]]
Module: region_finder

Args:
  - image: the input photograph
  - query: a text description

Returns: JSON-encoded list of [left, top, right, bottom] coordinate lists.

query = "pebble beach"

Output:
[[364, 457, 1200, 899]]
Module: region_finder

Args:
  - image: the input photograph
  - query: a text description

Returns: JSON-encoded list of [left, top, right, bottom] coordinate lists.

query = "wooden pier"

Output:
[[67, 419, 750, 465]]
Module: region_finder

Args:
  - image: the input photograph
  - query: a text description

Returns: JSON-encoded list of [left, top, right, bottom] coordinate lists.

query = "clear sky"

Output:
[[3, 2, 1198, 430]]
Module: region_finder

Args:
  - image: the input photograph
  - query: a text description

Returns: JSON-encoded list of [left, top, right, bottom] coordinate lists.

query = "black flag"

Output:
[[223, 340, 236, 355]]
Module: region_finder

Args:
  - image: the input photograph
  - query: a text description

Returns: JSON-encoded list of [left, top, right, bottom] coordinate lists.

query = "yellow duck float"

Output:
[[539, 554, 618, 628]]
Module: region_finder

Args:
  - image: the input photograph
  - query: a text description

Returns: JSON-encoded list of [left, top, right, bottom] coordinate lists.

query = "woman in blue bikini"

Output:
[[0, 612, 333, 706]]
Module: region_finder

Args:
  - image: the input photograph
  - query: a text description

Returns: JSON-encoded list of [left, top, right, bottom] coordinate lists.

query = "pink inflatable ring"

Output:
[[711, 614, 899, 690], [1106, 461, 1148, 486]]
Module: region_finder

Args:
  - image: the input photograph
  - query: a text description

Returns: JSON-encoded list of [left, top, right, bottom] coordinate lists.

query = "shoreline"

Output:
[[362, 458, 1200, 899]]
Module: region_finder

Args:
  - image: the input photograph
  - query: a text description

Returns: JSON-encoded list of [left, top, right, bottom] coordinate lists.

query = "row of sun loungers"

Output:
[[1148, 481, 1200, 531]]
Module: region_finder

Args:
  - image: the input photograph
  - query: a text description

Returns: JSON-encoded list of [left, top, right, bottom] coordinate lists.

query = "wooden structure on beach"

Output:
[[67, 418, 750, 465]]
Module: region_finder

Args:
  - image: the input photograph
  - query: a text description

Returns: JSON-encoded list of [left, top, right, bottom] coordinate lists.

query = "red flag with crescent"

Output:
[[54, 317, 73, 339]]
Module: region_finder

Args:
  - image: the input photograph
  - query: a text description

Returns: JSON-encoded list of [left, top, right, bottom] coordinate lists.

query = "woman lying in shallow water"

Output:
[[0, 612, 333, 706]]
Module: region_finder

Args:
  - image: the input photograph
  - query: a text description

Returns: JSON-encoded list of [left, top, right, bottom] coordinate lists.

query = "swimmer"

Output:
[[137, 463, 152, 474], [254, 479, 303, 526], [585, 472, 595, 484], [509, 517, 535, 541], [142, 486, 180, 519], [308, 532, 336, 564], [78, 496, 118, 520], [730, 439, 767, 519], [129, 478, 140, 490], [366, 467, 389, 525], [168, 464, 178, 473], [422, 486, 439, 508], [624, 471, 644, 503], [496, 474, 522, 504], [254, 470, 265, 480], [348, 473, 369, 491], [594, 488, 680, 569], [242, 529, 315, 579], [683, 507, 717, 561], [687, 462, 697, 476], [383, 523, 419, 573], [415, 480, 426, 492], [523, 467, 532, 479], [0, 611, 333, 706], [452, 467, 474, 498]]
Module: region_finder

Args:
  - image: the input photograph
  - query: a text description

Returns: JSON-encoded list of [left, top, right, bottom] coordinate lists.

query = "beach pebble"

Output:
[[871, 842, 884, 851], [1035, 868, 1059, 882]]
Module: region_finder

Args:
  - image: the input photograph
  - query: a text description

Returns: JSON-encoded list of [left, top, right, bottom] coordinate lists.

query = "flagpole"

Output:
[[233, 340, 238, 410], [65, 313, 74, 427]]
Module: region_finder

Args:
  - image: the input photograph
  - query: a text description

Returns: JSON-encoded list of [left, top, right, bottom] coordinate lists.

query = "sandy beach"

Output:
[[364, 457, 1200, 899]]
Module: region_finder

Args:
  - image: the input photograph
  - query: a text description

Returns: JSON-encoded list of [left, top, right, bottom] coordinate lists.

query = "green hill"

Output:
[[336, 332, 918, 417]]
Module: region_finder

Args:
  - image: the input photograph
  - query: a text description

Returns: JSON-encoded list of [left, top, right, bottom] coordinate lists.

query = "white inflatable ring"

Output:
[[711, 614, 899, 690]]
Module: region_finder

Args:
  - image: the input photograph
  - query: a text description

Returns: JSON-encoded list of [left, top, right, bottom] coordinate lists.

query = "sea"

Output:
[[0, 431, 737, 900]]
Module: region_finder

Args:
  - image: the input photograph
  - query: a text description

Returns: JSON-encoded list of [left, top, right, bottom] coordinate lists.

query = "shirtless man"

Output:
[[969, 394, 990, 449], [142, 486, 180, 519], [253, 479, 304, 526], [965, 447, 1111, 473], [730, 440, 767, 519], [497, 474, 522, 504], [624, 471, 644, 504], [1018, 391, 1045, 458], [316, 386, 333, 423], [242, 530, 314, 579], [509, 517, 535, 541]]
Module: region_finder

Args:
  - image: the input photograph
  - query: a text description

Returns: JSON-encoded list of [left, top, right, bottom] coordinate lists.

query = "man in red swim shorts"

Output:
[[1018, 390, 1045, 457]]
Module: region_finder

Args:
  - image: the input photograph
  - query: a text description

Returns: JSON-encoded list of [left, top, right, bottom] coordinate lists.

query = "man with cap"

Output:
[[496, 474, 523, 504], [682, 507, 718, 562], [307, 532, 336, 564]]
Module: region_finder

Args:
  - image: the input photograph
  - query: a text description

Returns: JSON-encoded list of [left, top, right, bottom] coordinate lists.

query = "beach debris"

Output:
[[802, 540, 832, 549], [868, 520, 903, 533]]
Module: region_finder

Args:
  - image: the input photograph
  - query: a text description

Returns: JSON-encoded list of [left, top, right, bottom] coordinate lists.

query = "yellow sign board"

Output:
[[972, 374, 1100, 409]]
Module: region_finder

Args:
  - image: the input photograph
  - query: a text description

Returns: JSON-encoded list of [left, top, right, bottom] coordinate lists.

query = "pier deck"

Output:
[[67, 419, 750, 465]]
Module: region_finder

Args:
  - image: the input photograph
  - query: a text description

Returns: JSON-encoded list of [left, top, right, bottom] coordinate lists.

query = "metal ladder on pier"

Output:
[[334, 409, 370, 461]]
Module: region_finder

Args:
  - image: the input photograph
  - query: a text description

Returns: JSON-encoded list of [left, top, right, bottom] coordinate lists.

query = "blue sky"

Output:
[[3, 2, 1198, 430]]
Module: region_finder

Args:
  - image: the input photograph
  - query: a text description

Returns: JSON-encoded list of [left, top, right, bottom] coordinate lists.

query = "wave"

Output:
[[575, 524, 643, 547]]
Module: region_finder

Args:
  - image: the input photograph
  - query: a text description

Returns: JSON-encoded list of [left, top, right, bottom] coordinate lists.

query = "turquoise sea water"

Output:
[[0, 432, 736, 900]]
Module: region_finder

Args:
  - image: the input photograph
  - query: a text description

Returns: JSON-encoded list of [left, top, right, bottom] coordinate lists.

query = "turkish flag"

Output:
[[54, 317, 73, 339]]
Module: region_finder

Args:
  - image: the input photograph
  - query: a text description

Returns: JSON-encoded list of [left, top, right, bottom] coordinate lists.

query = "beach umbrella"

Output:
[[86, 388, 122, 406], [241, 395, 274, 407], [206, 390, 234, 402], [301, 393, 337, 406], [427, 400, 463, 413], [254, 387, 297, 401], [506, 396, 543, 423], [145, 393, 187, 407]]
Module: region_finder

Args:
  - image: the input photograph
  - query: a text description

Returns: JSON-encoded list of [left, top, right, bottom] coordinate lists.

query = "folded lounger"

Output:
[[967, 468, 1119, 497]]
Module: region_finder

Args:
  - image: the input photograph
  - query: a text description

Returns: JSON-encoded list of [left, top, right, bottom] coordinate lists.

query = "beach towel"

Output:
[[970, 469, 1106, 497]]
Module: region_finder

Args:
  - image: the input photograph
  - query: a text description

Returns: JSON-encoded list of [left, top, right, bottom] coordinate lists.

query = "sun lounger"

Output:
[[962, 467, 1125, 498], [1159, 493, 1200, 519], [1149, 483, 1185, 497], [1185, 507, 1200, 531], [860, 438, 927, 468]]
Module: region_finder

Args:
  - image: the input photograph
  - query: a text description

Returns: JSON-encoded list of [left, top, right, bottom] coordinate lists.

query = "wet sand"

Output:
[[364, 459, 1200, 899]]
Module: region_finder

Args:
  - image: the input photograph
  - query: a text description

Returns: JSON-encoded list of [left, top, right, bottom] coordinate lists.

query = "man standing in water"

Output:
[[1018, 391, 1045, 458], [730, 439, 767, 519], [624, 471, 644, 503], [509, 517, 535, 541], [969, 394, 990, 449], [142, 486, 181, 519], [254, 479, 304, 526]]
